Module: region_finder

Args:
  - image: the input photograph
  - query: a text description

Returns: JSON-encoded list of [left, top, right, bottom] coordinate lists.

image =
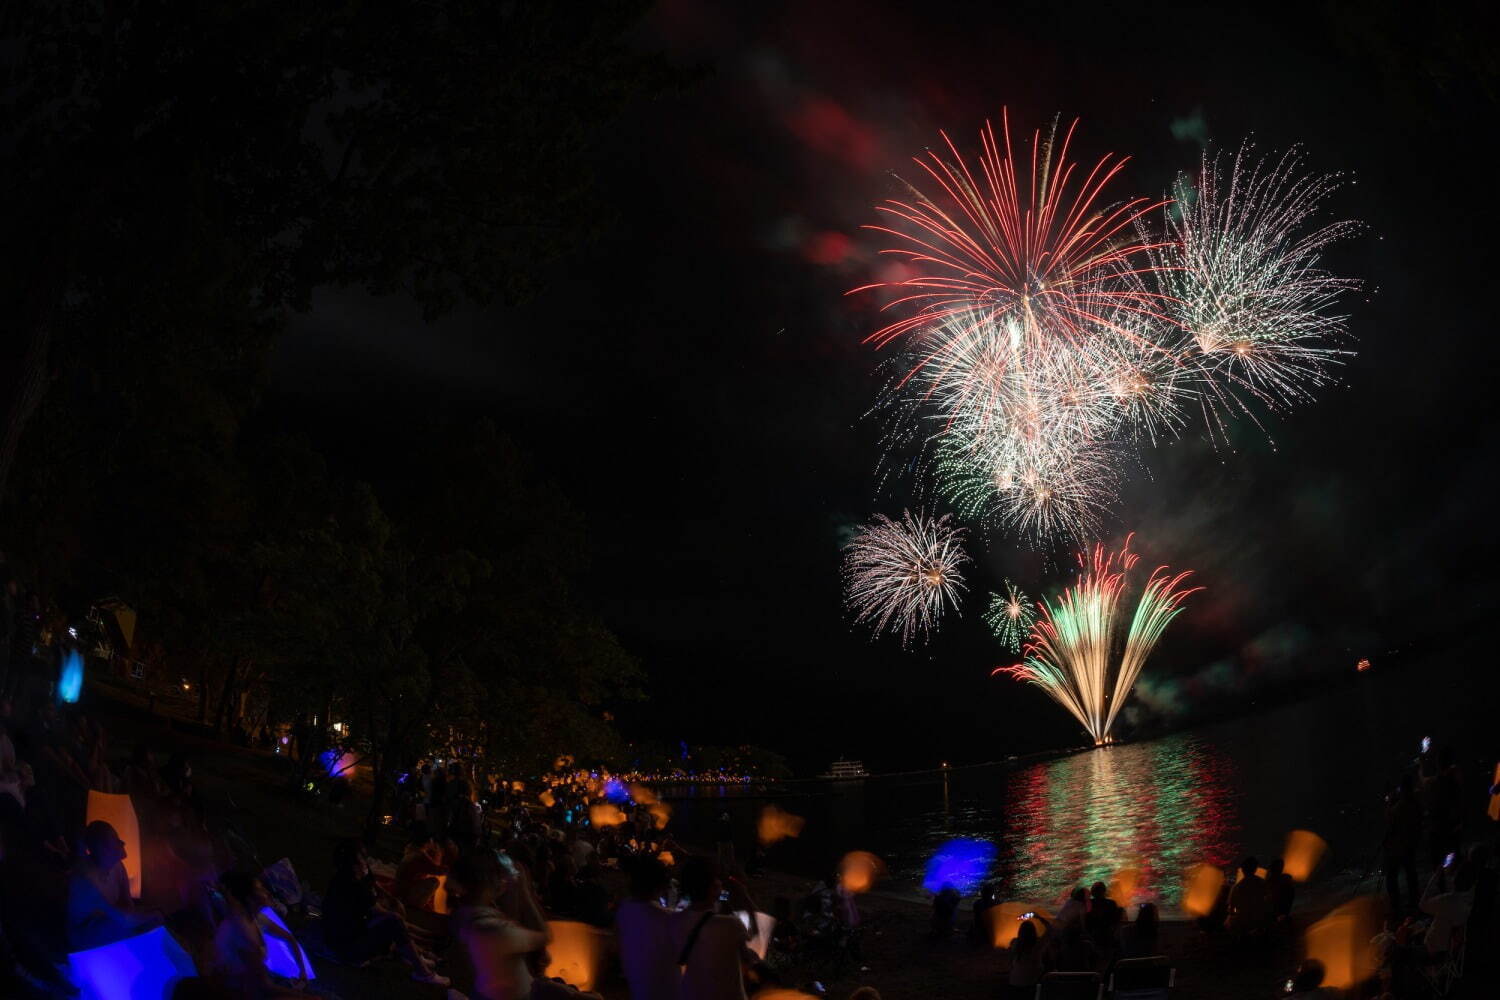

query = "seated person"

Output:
[[67, 820, 157, 950], [1116, 902, 1160, 959], [321, 839, 447, 985], [447, 852, 550, 1000], [393, 827, 447, 911], [213, 870, 310, 998]]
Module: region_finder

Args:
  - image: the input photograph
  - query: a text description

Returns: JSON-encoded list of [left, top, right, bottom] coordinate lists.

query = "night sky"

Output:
[[266, 1, 1497, 773]]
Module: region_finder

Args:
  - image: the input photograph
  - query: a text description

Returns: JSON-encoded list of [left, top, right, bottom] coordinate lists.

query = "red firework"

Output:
[[850, 111, 1174, 361]]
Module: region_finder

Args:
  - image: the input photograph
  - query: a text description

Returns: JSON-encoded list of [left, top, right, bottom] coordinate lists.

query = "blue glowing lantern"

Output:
[[922, 838, 997, 894], [59, 648, 84, 703]]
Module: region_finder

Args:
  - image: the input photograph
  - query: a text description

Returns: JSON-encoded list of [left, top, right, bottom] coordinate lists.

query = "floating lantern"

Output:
[[545, 920, 607, 991], [1182, 863, 1224, 918], [1282, 830, 1328, 883]]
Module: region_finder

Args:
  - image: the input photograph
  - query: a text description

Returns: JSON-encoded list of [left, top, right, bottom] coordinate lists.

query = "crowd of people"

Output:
[[3, 613, 1497, 1000]]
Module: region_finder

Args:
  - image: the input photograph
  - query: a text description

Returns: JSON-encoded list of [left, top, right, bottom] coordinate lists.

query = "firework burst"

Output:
[[1155, 145, 1361, 435], [985, 580, 1036, 654], [843, 510, 969, 645], [993, 534, 1200, 743], [855, 115, 1360, 544]]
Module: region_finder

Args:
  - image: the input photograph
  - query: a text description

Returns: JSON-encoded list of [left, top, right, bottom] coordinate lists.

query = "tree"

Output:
[[1, 0, 677, 515]]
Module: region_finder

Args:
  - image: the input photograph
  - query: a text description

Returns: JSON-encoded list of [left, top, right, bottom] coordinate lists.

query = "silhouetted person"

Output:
[[1117, 902, 1160, 959], [1055, 885, 1087, 927], [616, 856, 678, 1000], [1226, 856, 1269, 935], [1084, 880, 1121, 948], [1267, 857, 1295, 921], [930, 883, 961, 938], [1382, 775, 1422, 913], [1007, 916, 1047, 995]]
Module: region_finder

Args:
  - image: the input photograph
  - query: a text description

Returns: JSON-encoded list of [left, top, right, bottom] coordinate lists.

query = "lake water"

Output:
[[661, 652, 1493, 914]]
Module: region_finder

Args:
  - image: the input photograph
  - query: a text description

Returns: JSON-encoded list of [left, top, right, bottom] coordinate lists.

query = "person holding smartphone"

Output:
[[672, 857, 760, 1000]]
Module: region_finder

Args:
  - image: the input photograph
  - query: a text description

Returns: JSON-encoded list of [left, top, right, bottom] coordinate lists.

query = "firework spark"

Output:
[[855, 115, 1359, 543], [984, 580, 1036, 654], [993, 535, 1200, 743], [843, 510, 969, 645]]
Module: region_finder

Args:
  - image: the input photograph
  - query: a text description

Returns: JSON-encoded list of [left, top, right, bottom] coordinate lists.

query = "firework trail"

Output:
[[843, 510, 969, 646], [985, 580, 1037, 654], [993, 535, 1200, 743], [855, 115, 1359, 544]]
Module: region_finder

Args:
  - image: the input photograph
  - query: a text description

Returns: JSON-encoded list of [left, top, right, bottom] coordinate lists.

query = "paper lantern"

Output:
[[1181, 863, 1224, 918], [838, 851, 885, 893], [544, 920, 607, 992], [1303, 895, 1379, 990], [1282, 830, 1328, 883], [1488, 762, 1500, 822], [983, 902, 1053, 948], [588, 803, 627, 828], [757, 805, 805, 845], [1107, 867, 1141, 908], [736, 911, 777, 960], [86, 791, 143, 899], [259, 907, 315, 980], [68, 926, 197, 1000]]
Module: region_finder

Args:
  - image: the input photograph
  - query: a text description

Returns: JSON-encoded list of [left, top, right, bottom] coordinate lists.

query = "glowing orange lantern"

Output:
[[838, 851, 885, 893], [544, 920, 607, 991], [1182, 863, 1224, 918], [1303, 895, 1379, 990], [757, 805, 805, 845], [1282, 830, 1328, 883], [589, 803, 627, 828]]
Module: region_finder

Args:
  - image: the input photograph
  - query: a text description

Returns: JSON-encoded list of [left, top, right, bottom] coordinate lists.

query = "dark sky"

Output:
[[266, 1, 1498, 773]]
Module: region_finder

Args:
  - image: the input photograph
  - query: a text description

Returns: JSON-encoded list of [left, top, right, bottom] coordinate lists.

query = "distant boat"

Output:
[[819, 759, 869, 780]]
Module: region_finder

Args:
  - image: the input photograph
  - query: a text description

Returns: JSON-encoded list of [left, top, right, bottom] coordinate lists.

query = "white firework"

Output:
[[843, 510, 969, 645]]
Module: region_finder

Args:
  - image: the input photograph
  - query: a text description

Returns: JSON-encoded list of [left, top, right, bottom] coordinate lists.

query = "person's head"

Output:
[[1015, 918, 1039, 951], [131, 743, 154, 768], [681, 856, 721, 907], [1135, 902, 1159, 935], [1070, 886, 1086, 902], [83, 820, 127, 869], [1239, 856, 1258, 878], [1090, 880, 1108, 900], [420, 763, 432, 776], [448, 852, 502, 908], [221, 870, 269, 914], [331, 838, 368, 881], [628, 855, 669, 901], [1290, 958, 1326, 992], [1268, 857, 1285, 878]]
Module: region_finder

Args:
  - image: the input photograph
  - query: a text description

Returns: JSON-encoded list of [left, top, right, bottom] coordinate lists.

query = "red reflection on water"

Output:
[[995, 735, 1238, 912]]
